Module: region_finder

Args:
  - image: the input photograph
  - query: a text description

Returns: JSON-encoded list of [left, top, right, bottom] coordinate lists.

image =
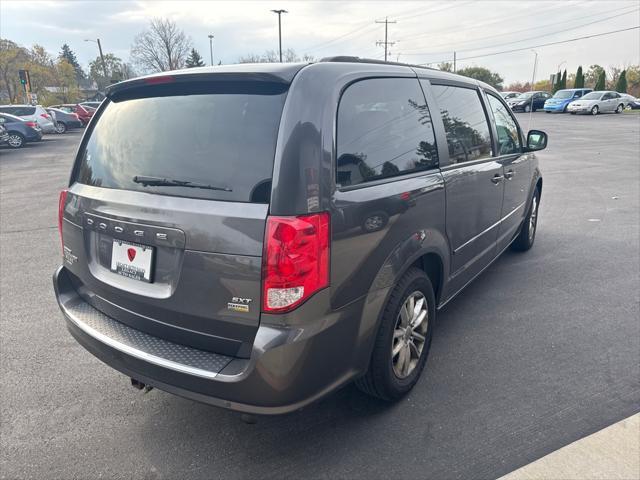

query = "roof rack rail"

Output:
[[319, 56, 437, 71]]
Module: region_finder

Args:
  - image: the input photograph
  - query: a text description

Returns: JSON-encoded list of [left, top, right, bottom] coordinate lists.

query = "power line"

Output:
[[403, 7, 639, 56], [401, 4, 638, 54], [397, 0, 581, 43], [416, 26, 640, 65]]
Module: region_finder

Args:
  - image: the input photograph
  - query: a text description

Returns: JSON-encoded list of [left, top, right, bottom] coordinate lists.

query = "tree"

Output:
[[625, 65, 640, 97], [59, 44, 84, 82], [0, 39, 30, 102], [437, 62, 453, 73], [615, 70, 627, 93], [574, 66, 584, 88], [238, 49, 313, 64], [560, 69, 567, 89], [89, 53, 134, 89], [504, 81, 530, 92], [455, 66, 503, 90], [595, 70, 606, 90], [585, 64, 604, 87], [130, 18, 192, 72], [185, 48, 205, 68]]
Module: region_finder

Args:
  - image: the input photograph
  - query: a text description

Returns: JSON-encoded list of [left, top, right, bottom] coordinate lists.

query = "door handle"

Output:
[[491, 174, 504, 184], [504, 170, 514, 180]]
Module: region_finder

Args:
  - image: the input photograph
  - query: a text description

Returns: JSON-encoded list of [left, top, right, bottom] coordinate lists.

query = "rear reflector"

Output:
[[58, 189, 68, 252], [262, 212, 330, 313]]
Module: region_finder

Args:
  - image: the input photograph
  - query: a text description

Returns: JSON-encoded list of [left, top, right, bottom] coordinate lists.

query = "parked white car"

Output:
[[566, 91, 626, 115], [0, 104, 56, 133]]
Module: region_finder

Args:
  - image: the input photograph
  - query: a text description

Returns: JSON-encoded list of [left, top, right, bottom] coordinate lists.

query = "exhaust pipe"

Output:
[[130, 378, 153, 393]]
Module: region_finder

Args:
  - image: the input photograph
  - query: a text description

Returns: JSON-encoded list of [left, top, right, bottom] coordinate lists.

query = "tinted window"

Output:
[[336, 78, 438, 187], [430, 84, 492, 164], [75, 82, 287, 202], [0, 106, 35, 116], [487, 94, 521, 155]]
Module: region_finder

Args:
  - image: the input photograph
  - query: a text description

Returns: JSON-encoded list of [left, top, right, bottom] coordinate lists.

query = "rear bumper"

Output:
[[54, 265, 370, 414]]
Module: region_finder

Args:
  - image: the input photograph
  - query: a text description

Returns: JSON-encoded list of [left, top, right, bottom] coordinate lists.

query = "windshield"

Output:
[[517, 92, 533, 99], [582, 92, 602, 100], [75, 82, 287, 202], [553, 90, 574, 99]]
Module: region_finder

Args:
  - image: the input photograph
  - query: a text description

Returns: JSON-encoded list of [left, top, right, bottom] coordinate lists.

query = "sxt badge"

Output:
[[227, 297, 252, 313]]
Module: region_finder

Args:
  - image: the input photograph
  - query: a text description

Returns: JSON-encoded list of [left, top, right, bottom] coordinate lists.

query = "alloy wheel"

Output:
[[364, 215, 384, 231], [7, 134, 23, 148], [391, 291, 428, 379], [591, 106, 599, 115], [55, 122, 66, 134]]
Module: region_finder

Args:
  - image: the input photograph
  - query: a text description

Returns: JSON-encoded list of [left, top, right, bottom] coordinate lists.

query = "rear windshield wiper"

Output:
[[132, 175, 233, 192]]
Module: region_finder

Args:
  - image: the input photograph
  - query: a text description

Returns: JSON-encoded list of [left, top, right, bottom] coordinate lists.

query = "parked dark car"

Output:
[[507, 91, 551, 112], [0, 112, 43, 148], [54, 59, 547, 414], [47, 107, 84, 133], [49, 104, 94, 126]]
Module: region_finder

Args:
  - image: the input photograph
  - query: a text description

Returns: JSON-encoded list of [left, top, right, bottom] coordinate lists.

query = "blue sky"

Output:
[[2, 0, 639, 83]]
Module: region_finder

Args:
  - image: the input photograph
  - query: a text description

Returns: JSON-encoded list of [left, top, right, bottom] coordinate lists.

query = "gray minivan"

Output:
[[54, 58, 547, 414]]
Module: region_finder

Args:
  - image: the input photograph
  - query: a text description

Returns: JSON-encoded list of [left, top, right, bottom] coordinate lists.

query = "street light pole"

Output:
[[271, 9, 287, 62], [208, 34, 214, 66], [85, 38, 108, 79]]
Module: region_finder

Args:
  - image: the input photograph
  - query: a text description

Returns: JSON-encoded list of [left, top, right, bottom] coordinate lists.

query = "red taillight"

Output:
[[262, 212, 330, 313], [24, 121, 37, 128], [40, 113, 50, 119], [144, 75, 175, 85], [58, 189, 68, 252]]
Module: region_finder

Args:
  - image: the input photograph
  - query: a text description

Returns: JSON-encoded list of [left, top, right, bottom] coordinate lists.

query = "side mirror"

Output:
[[526, 130, 547, 152]]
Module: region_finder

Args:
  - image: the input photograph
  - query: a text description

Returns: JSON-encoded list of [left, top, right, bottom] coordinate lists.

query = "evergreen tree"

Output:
[[185, 48, 205, 68], [59, 44, 84, 81], [552, 71, 561, 93], [615, 70, 627, 93], [560, 69, 567, 89], [595, 70, 606, 90], [574, 66, 584, 88]]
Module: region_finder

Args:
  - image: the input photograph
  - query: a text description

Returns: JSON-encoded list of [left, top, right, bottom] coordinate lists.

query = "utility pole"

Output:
[[453, 51, 456, 73], [85, 38, 108, 79], [208, 34, 214, 66], [375, 17, 396, 62], [271, 9, 288, 62]]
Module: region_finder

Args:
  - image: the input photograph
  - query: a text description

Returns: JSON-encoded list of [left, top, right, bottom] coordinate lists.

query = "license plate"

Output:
[[110, 240, 154, 282]]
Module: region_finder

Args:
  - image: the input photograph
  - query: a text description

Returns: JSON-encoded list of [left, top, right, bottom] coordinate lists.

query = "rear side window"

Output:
[[75, 82, 287, 202], [430, 84, 493, 164], [336, 78, 438, 188]]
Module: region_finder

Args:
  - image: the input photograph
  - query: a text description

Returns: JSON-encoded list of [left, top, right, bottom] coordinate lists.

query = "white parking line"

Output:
[[499, 414, 640, 480]]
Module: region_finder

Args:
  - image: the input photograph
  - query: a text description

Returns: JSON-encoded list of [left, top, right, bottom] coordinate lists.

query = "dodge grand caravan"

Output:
[[54, 58, 547, 414]]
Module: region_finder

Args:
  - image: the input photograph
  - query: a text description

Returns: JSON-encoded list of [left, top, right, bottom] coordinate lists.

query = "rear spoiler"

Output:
[[106, 69, 300, 99]]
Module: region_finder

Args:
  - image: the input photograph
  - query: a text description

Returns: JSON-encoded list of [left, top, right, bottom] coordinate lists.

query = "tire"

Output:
[[6, 132, 24, 148], [591, 105, 599, 115], [55, 121, 67, 134], [511, 188, 540, 252], [570, 112, 576, 115], [524, 104, 531, 113], [615, 104, 624, 114], [361, 211, 389, 233], [355, 267, 435, 401]]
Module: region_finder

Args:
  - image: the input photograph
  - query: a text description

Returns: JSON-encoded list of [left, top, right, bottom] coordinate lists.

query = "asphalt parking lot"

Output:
[[1, 112, 639, 479]]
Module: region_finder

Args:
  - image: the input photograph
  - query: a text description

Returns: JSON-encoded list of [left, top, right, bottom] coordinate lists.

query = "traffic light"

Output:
[[19, 70, 27, 86]]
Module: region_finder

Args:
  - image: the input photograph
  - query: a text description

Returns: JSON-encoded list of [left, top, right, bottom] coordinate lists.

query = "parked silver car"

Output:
[[0, 104, 56, 133], [566, 91, 626, 115]]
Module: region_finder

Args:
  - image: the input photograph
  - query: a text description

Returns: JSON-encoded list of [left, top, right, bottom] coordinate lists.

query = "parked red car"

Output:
[[49, 104, 95, 126]]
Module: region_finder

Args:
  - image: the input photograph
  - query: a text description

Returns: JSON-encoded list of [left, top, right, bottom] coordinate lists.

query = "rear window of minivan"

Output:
[[74, 82, 288, 203]]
